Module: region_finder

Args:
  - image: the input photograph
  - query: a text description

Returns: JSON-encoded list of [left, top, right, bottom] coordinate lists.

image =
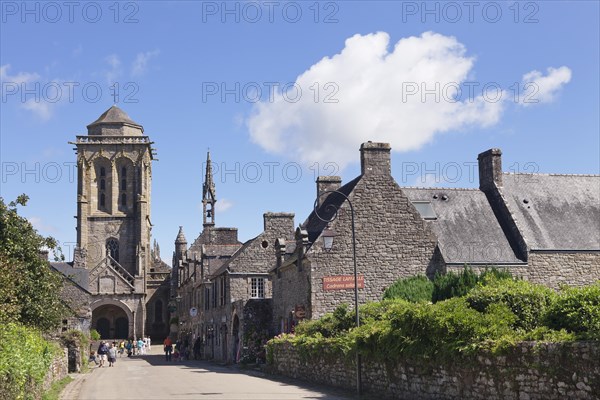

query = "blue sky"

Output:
[[1, 1, 599, 264]]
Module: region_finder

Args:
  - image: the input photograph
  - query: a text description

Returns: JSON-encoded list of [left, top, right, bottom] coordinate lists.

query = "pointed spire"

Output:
[[202, 151, 217, 227], [175, 226, 187, 244]]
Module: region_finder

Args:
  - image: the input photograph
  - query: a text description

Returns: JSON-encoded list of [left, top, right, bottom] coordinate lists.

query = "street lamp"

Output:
[[314, 190, 362, 396]]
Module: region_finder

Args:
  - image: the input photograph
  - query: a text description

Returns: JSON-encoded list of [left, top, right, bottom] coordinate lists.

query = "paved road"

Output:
[[61, 348, 354, 400]]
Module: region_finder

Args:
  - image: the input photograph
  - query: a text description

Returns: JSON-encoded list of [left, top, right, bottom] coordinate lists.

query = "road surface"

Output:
[[60, 347, 355, 400]]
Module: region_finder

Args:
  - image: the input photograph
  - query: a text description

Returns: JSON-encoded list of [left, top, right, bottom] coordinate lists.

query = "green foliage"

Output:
[[0, 322, 61, 400], [0, 195, 68, 331], [42, 376, 73, 400], [467, 279, 555, 330], [271, 279, 600, 365], [432, 267, 478, 302], [295, 304, 354, 337], [544, 283, 600, 339], [383, 275, 433, 302], [90, 329, 101, 341], [432, 266, 514, 303]]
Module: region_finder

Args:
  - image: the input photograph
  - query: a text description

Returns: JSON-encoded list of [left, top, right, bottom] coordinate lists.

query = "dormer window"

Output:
[[412, 201, 437, 220]]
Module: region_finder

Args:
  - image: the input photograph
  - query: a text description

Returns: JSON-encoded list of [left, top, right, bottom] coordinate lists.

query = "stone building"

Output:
[[52, 105, 171, 340], [271, 142, 600, 333], [171, 153, 296, 363], [171, 152, 243, 353]]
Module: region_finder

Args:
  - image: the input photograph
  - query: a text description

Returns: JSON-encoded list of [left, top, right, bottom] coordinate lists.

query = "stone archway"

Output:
[[91, 299, 134, 339]]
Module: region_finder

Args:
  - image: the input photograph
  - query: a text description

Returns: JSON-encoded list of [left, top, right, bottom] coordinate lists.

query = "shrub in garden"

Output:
[[382, 275, 433, 302], [544, 283, 600, 339], [295, 304, 354, 337], [466, 279, 555, 331]]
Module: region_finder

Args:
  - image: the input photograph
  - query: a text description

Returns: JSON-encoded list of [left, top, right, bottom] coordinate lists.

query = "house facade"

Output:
[[271, 142, 600, 334]]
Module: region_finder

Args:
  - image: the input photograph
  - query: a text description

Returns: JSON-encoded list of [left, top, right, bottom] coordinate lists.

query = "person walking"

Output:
[[97, 341, 109, 368], [108, 343, 118, 367], [137, 338, 145, 355], [163, 336, 173, 361], [118, 340, 125, 357]]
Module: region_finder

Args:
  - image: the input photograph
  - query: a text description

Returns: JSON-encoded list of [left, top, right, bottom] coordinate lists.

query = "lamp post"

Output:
[[314, 190, 361, 396]]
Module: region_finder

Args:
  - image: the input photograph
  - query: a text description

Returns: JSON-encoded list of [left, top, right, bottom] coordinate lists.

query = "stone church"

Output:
[[52, 105, 171, 341]]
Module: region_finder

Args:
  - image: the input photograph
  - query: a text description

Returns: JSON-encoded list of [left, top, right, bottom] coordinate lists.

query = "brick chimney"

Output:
[[478, 148, 503, 191], [316, 176, 342, 207], [360, 142, 391, 176]]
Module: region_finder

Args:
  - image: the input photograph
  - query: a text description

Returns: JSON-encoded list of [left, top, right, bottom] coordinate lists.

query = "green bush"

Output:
[[432, 267, 514, 303], [466, 279, 555, 331], [544, 283, 600, 339], [0, 322, 60, 400], [90, 329, 101, 341], [383, 275, 433, 302], [432, 267, 478, 302], [295, 304, 354, 337]]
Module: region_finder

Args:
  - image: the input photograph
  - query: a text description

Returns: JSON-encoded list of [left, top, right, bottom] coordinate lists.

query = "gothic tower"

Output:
[[71, 105, 155, 339], [202, 151, 216, 227]]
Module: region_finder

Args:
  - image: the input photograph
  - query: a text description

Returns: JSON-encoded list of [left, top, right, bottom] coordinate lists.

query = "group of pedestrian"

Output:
[[90, 337, 153, 367], [94, 341, 117, 367]]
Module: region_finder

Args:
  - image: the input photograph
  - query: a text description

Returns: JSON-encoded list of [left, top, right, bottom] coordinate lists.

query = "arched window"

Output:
[[100, 167, 106, 177], [100, 179, 105, 190], [96, 162, 110, 212], [154, 300, 163, 322], [106, 238, 119, 262], [121, 193, 127, 206]]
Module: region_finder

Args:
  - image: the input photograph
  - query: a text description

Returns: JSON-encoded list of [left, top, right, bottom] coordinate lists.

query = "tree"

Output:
[[0, 195, 68, 331]]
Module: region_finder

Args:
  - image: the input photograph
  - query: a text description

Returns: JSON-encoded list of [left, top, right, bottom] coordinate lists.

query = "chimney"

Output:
[[316, 176, 342, 207], [360, 142, 391, 176], [478, 148, 503, 191], [263, 212, 295, 237], [39, 249, 49, 262]]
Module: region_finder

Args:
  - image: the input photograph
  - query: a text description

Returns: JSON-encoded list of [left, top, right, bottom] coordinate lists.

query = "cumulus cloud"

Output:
[[0, 64, 40, 84], [22, 100, 53, 121], [28, 216, 57, 234], [519, 66, 572, 107], [131, 49, 160, 77], [246, 32, 570, 169]]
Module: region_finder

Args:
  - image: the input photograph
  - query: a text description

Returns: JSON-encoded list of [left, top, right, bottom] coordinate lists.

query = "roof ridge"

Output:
[[503, 172, 600, 178], [401, 186, 481, 191]]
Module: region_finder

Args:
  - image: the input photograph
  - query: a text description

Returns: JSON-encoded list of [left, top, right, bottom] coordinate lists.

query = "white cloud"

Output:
[[104, 54, 122, 84], [131, 49, 160, 77], [519, 66, 572, 107], [0, 64, 40, 84], [246, 32, 569, 169], [22, 100, 53, 121], [28, 216, 57, 234], [215, 199, 233, 213], [413, 173, 442, 187]]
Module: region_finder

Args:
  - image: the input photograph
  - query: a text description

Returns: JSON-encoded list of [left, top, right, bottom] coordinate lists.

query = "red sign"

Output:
[[323, 275, 365, 291]]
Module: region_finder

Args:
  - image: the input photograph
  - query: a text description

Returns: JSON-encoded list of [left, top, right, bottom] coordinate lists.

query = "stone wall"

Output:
[[528, 251, 600, 288], [268, 341, 600, 400], [43, 348, 69, 392]]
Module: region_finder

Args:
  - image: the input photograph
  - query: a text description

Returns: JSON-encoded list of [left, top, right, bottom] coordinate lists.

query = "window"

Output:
[[100, 167, 105, 177], [121, 178, 126, 191], [204, 287, 210, 310], [106, 238, 119, 262], [97, 163, 109, 211], [251, 277, 265, 299], [211, 282, 217, 308], [219, 277, 226, 306], [118, 165, 128, 211], [100, 193, 106, 207], [100, 179, 105, 190], [412, 201, 437, 220], [121, 193, 127, 206]]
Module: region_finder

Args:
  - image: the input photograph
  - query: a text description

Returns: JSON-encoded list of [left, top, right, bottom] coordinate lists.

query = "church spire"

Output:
[[202, 151, 216, 227]]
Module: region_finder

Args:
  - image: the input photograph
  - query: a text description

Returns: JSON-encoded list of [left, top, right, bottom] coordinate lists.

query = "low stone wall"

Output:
[[43, 348, 69, 391], [267, 341, 599, 399]]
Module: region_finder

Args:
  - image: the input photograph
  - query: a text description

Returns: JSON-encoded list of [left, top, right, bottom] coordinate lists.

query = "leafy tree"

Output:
[[0, 195, 68, 331]]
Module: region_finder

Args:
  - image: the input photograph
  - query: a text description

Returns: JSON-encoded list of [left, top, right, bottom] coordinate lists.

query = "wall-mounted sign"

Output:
[[323, 275, 365, 291], [294, 304, 306, 319]]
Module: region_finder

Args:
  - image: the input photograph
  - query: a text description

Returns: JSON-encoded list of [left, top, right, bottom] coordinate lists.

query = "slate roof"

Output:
[[50, 262, 91, 292], [87, 105, 142, 129], [402, 187, 524, 264], [501, 173, 600, 250], [209, 237, 258, 278], [302, 176, 361, 246]]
